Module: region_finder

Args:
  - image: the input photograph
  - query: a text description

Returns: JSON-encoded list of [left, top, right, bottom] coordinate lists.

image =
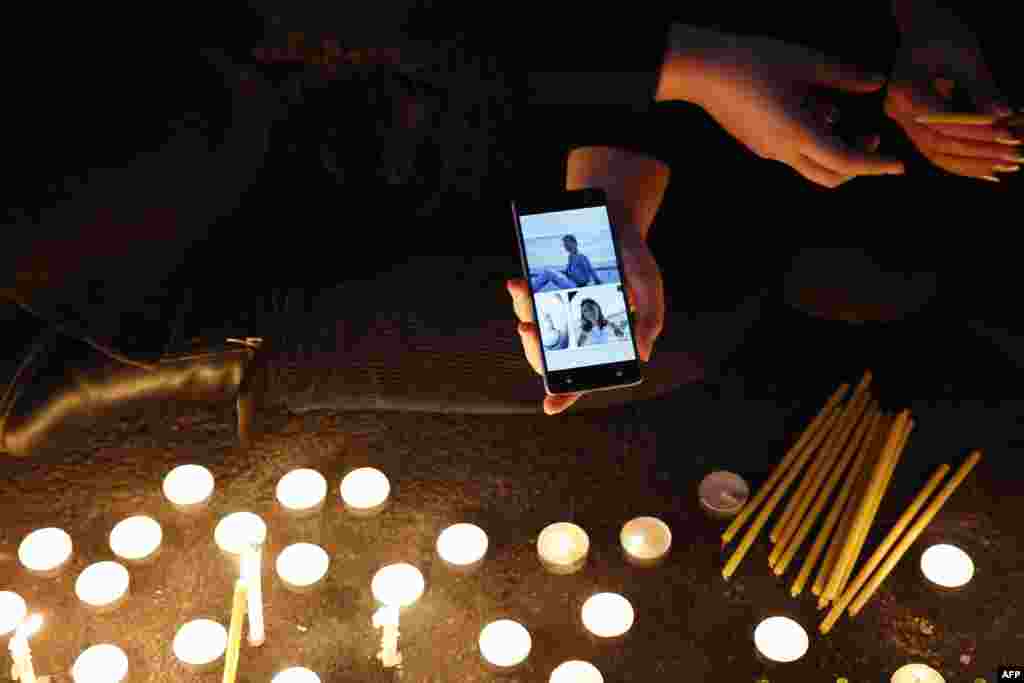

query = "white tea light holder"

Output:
[[276, 468, 328, 518], [479, 620, 531, 671], [891, 663, 945, 683], [215, 512, 268, 557], [699, 471, 749, 519], [920, 544, 974, 591], [753, 616, 809, 664], [173, 619, 228, 673], [109, 515, 163, 565], [272, 668, 322, 683], [163, 464, 215, 513], [72, 644, 128, 683], [276, 543, 330, 594], [537, 522, 589, 575], [550, 660, 604, 683], [75, 562, 130, 613], [620, 516, 672, 568], [18, 528, 73, 578], [581, 593, 635, 642], [436, 523, 488, 573], [340, 467, 391, 517], [0, 592, 27, 636]]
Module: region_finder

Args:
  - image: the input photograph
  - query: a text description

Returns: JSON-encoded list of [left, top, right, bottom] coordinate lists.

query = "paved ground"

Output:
[[1, 288, 1021, 683]]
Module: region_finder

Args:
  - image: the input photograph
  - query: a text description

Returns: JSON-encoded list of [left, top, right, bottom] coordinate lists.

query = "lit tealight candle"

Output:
[[920, 544, 974, 590], [550, 660, 604, 683], [537, 522, 589, 575], [891, 663, 945, 683], [371, 564, 425, 668], [72, 644, 128, 683], [437, 523, 488, 571], [0, 592, 27, 636], [479, 620, 531, 669], [109, 515, 163, 564], [75, 562, 130, 611], [620, 517, 672, 567], [581, 593, 635, 639], [276, 543, 330, 593], [753, 616, 809, 663], [18, 528, 73, 577], [214, 512, 268, 555], [272, 668, 322, 683], [173, 619, 228, 670], [340, 467, 390, 516], [276, 468, 328, 516], [163, 464, 215, 512]]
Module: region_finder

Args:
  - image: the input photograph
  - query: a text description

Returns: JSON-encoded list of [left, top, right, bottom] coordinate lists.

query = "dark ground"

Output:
[[1, 286, 1022, 683]]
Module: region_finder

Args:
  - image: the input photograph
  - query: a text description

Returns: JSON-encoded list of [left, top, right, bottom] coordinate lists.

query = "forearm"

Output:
[[565, 146, 670, 243]]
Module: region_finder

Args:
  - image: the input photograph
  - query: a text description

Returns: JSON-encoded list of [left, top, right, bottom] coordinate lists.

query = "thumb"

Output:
[[797, 46, 888, 93]]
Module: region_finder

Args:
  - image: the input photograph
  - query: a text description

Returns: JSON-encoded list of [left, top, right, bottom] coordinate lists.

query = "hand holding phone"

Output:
[[510, 188, 663, 415]]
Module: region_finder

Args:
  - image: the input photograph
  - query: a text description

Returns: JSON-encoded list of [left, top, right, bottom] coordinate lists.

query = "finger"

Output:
[[790, 45, 888, 93], [517, 321, 544, 375], [625, 267, 664, 362], [904, 121, 1024, 163], [929, 153, 1020, 181], [791, 154, 850, 188], [544, 393, 583, 415], [506, 279, 535, 323], [801, 129, 905, 177], [925, 123, 1023, 146]]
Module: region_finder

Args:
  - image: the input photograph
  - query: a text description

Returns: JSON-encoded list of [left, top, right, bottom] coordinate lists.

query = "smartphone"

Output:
[[510, 187, 643, 396]]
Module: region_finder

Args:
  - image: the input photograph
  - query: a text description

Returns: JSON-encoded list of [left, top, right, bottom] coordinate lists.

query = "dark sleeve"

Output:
[[518, 14, 672, 111]]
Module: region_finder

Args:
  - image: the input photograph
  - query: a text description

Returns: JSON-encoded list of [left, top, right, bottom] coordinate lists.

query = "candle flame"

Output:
[[20, 615, 42, 637]]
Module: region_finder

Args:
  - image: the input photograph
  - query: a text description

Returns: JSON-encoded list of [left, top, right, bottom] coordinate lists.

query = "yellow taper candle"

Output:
[[223, 579, 248, 683]]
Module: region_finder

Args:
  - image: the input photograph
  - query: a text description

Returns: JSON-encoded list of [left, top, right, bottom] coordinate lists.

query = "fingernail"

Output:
[[979, 175, 1001, 183], [1002, 154, 1024, 164], [993, 164, 1020, 173], [996, 138, 1024, 146]]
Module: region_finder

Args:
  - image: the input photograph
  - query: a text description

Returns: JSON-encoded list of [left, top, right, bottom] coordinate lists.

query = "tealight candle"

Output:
[[75, 562, 130, 612], [537, 522, 589, 575], [109, 515, 163, 564], [276, 468, 327, 517], [173, 619, 227, 672], [0, 592, 27, 636], [437, 523, 488, 572], [699, 471, 749, 519], [214, 512, 268, 556], [8, 614, 42, 683], [920, 544, 974, 590], [581, 593, 635, 639], [163, 464, 215, 512], [371, 563, 425, 668], [550, 660, 604, 683], [276, 543, 330, 593], [753, 617, 809, 663], [272, 668, 322, 683], [72, 644, 128, 683], [340, 467, 390, 516], [18, 528, 73, 577], [620, 516, 672, 567], [891, 663, 945, 683], [479, 620, 531, 670]]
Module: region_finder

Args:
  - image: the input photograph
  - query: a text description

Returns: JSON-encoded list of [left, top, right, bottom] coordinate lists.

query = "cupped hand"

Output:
[[885, 6, 1020, 181], [692, 36, 906, 187], [506, 231, 664, 415]]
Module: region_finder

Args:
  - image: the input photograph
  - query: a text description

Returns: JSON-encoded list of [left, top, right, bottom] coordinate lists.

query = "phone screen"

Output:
[[518, 204, 638, 374]]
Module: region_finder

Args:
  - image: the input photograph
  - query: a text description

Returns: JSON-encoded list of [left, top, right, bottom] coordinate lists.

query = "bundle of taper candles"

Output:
[[720, 371, 982, 634]]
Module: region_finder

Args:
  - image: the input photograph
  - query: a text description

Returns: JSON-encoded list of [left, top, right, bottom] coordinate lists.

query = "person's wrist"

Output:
[[655, 24, 741, 108]]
